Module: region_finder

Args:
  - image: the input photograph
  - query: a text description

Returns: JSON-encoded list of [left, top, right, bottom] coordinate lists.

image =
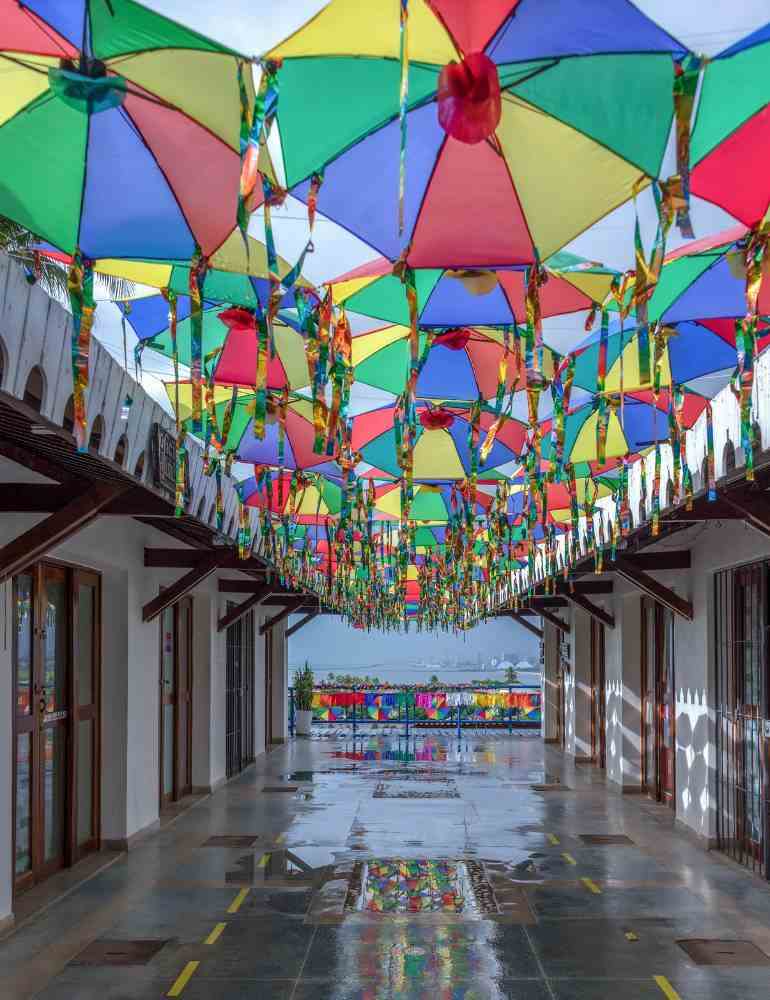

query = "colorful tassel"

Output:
[[67, 251, 95, 452]]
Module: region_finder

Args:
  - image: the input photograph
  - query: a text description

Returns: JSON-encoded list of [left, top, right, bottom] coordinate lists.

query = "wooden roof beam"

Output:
[[615, 550, 691, 571], [530, 600, 570, 634], [612, 554, 693, 621], [142, 552, 227, 622], [217, 586, 274, 632], [0, 482, 127, 583], [565, 592, 615, 629], [501, 611, 543, 640], [286, 610, 319, 638], [259, 597, 314, 635]]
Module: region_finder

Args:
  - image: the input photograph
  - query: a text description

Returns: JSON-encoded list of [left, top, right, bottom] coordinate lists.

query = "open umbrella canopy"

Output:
[[0, 0, 254, 258], [272, 1, 685, 267], [351, 324, 559, 401], [135, 299, 307, 390], [351, 402, 525, 480], [330, 257, 616, 328], [690, 23, 770, 228], [239, 470, 343, 522]]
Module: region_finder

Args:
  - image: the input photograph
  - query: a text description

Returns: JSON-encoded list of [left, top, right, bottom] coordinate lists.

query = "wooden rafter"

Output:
[[259, 597, 311, 635], [286, 610, 319, 638], [718, 489, 770, 538], [612, 554, 693, 621], [614, 550, 691, 571], [0, 482, 127, 582], [530, 601, 570, 633], [142, 552, 225, 623], [566, 592, 615, 629], [502, 611, 543, 639], [217, 586, 273, 632]]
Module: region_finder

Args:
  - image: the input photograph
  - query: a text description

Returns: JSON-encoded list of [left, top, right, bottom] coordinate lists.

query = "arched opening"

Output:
[[208, 503, 217, 525], [226, 515, 235, 537], [62, 395, 75, 434], [638, 501, 646, 527], [752, 421, 762, 463], [665, 480, 675, 508], [23, 366, 45, 412], [133, 451, 145, 480], [723, 438, 736, 476], [196, 496, 206, 520], [88, 415, 104, 453], [0, 336, 7, 389], [113, 434, 128, 467], [700, 457, 708, 492]]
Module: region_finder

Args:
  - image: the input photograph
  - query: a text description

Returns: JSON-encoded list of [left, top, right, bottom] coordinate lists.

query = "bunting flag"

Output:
[[238, 57, 281, 242], [188, 246, 208, 434], [671, 55, 700, 238], [67, 252, 95, 452]]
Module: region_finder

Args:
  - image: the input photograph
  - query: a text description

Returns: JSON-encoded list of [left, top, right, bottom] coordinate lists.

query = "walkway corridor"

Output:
[[3, 731, 770, 999]]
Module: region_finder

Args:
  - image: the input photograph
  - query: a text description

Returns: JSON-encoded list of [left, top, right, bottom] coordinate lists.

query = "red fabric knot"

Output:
[[218, 306, 255, 332], [437, 52, 501, 144], [433, 327, 472, 351], [419, 406, 455, 430]]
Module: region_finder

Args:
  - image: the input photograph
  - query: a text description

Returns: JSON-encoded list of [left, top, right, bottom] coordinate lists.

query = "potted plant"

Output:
[[294, 662, 315, 736]]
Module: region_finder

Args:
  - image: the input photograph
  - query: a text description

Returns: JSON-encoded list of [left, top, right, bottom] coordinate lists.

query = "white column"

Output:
[[604, 591, 643, 791], [253, 610, 267, 757], [542, 621, 561, 744], [271, 619, 289, 743], [569, 605, 592, 761]]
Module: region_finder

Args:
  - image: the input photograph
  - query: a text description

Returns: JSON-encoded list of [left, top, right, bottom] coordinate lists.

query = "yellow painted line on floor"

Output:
[[227, 888, 250, 913], [624, 931, 639, 942], [167, 961, 199, 997], [580, 877, 602, 894], [257, 852, 270, 868], [654, 975, 682, 1000], [204, 922, 226, 945], [546, 833, 560, 845], [561, 852, 577, 866]]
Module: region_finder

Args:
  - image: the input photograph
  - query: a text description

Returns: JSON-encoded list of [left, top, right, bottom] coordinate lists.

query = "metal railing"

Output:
[[288, 685, 541, 738]]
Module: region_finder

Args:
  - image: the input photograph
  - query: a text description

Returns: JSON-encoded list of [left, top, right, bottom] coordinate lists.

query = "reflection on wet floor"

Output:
[[4, 730, 770, 999]]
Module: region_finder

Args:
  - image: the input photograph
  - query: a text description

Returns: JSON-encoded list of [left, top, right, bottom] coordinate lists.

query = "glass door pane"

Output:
[[77, 720, 94, 846], [41, 569, 69, 870], [15, 733, 32, 877], [163, 705, 174, 797], [76, 584, 94, 706], [161, 607, 175, 693], [43, 727, 67, 863], [15, 574, 33, 717]]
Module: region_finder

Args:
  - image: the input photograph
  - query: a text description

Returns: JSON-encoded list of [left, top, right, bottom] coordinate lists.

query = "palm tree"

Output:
[[0, 215, 133, 301]]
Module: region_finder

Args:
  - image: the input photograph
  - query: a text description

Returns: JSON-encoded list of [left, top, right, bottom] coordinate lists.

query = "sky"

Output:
[[287, 613, 539, 671]]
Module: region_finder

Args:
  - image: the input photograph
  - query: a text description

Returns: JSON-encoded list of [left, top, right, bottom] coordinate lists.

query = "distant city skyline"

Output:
[[287, 614, 538, 670]]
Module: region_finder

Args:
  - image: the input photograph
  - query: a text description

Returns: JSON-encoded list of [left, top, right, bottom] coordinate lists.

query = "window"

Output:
[[700, 457, 708, 492], [133, 451, 145, 480], [752, 422, 762, 463], [638, 501, 646, 527], [88, 415, 104, 453], [208, 503, 217, 525], [665, 480, 675, 508], [62, 395, 75, 434], [723, 439, 736, 476], [196, 496, 206, 520], [23, 366, 45, 412], [226, 515, 235, 537], [114, 435, 128, 467]]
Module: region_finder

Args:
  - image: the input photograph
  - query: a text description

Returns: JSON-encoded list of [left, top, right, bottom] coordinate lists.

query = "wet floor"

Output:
[[4, 730, 770, 999]]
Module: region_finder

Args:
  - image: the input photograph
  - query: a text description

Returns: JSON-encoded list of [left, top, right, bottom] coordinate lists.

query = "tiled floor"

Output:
[[3, 730, 770, 999]]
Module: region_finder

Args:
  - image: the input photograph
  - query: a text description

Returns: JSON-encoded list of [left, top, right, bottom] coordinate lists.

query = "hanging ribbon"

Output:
[[705, 401, 716, 501], [307, 170, 324, 242], [633, 180, 674, 385], [326, 307, 353, 455], [67, 251, 95, 452], [671, 55, 700, 238], [652, 442, 662, 537], [524, 253, 546, 373], [189, 246, 208, 434], [253, 310, 269, 440], [175, 430, 187, 518], [550, 354, 574, 481], [238, 499, 251, 560], [238, 57, 281, 243]]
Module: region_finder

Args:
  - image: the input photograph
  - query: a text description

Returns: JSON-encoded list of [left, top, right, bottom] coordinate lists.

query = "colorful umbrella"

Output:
[[0, 0, 253, 258], [331, 258, 616, 328], [690, 24, 770, 228], [272, 0, 685, 266], [138, 301, 307, 390], [351, 402, 525, 480], [239, 470, 343, 523], [351, 324, 558, 401]]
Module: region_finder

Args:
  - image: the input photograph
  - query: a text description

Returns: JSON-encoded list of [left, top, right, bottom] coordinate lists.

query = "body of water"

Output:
[[290, 665, 542, 687]]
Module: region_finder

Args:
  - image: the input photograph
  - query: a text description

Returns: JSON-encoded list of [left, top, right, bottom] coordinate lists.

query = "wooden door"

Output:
[[159, 598, 193, 806], [176, 598, 193, 798], [71, 569, 101, 860], [590, 619, 606, 768], [264, 629, 274, 748]]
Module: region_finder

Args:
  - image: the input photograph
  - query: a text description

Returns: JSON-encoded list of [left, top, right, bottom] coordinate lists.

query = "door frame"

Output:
[[590, 618, 606, 768], [12, 560, 102, 895], [158, 596, 194, 809], [641, 598, 676, 806]]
